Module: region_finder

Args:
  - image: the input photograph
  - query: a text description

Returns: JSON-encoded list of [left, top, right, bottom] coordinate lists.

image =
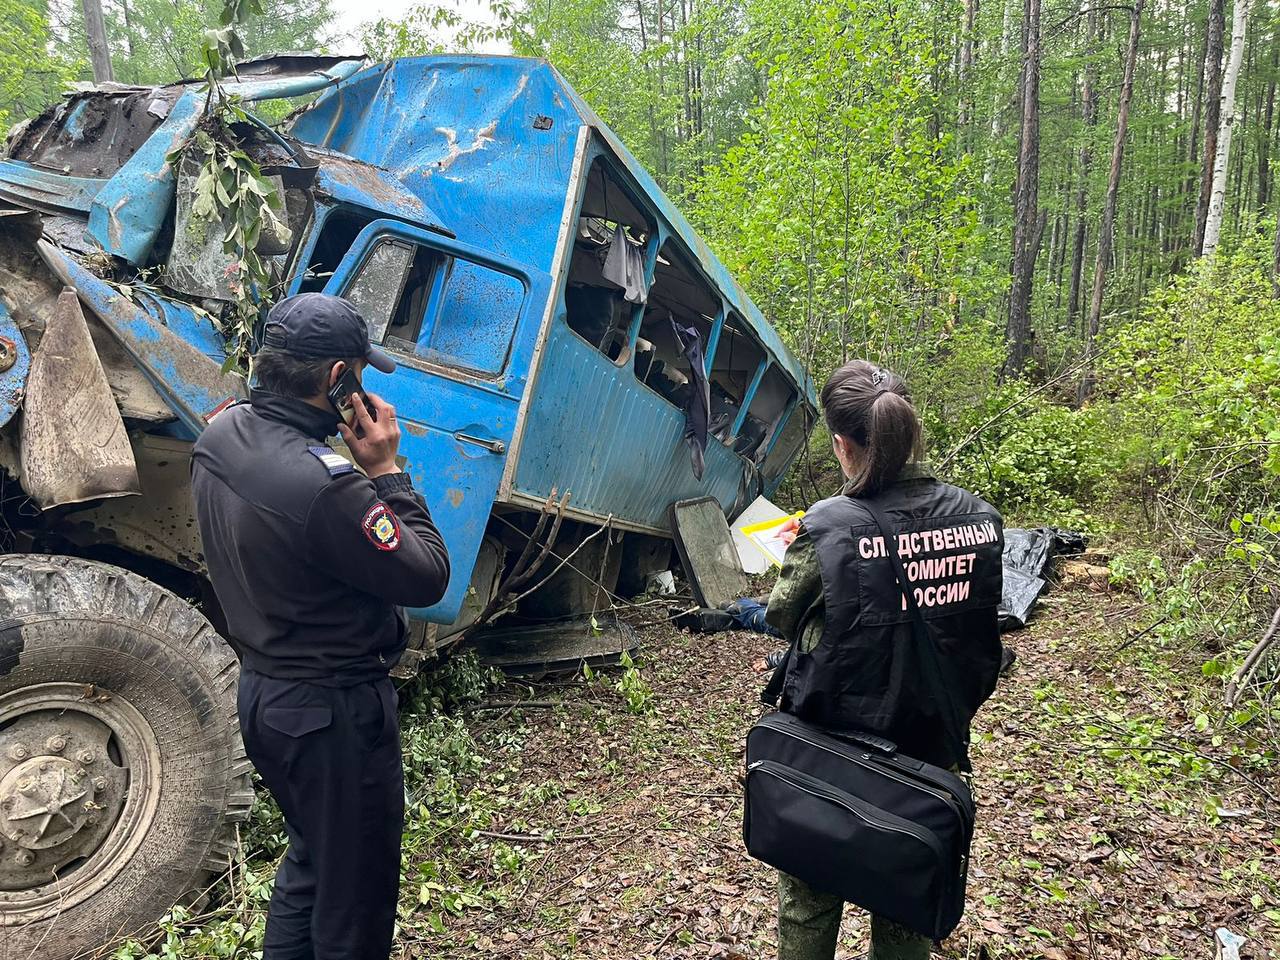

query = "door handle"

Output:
[[453, 432, 506, 454]]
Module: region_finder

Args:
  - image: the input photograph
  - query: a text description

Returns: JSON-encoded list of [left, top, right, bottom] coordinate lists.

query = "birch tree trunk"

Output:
[[1194, 0, 1227, 254], [1203, 0, 1251, 256]]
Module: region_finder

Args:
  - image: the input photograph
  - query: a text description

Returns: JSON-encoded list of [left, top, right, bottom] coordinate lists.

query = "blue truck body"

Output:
[[0, 53, 817, 628]]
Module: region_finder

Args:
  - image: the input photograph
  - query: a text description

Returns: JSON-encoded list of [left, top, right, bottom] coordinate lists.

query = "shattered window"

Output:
[[708, 316, 766, 444], [563, 158, 652, 362], [736, 364, 795, 462], [343, 240, 415, 343], [633, 240, 718, 410]]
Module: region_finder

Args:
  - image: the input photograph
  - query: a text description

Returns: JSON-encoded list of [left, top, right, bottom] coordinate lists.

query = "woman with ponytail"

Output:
[[764, 360, 1005, 960]]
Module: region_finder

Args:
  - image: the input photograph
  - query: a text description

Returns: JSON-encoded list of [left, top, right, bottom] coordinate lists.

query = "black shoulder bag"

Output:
[[743, 499, 976, 941]]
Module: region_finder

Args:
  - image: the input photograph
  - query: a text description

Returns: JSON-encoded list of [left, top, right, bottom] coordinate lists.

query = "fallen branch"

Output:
[[1225, 604, 1280, 707], [469, 700, 560, 711], [474, 830, 593, 843]]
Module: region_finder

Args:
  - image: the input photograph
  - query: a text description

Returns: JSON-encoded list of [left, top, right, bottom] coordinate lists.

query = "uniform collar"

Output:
[[840, 460, 936, 497], [249, 389, 340, 441]]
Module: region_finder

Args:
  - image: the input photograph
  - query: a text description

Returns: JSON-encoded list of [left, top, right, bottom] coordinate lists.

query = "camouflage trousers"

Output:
[[776, 871, 931, 960]]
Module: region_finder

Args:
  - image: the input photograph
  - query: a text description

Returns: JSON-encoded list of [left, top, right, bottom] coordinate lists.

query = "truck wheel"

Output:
[[0, 555, 253, 959]]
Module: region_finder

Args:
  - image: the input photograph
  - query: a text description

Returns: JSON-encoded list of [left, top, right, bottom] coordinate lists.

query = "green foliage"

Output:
[[615, 650, 654, 715], [360, 4, 463, 60], [1097, 238, 1280, 526], [163, 0, 287, 375], [106, 0, 332, 88], [0, 0, 81, 126], [941, 389, 1119, 525]]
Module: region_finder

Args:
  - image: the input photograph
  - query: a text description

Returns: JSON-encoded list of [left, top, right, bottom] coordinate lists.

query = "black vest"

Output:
[[782, 477, 1004, 768]]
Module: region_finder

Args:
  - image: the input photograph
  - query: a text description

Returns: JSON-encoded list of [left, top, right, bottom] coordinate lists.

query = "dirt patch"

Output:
[[394, 582, 1279, 959]]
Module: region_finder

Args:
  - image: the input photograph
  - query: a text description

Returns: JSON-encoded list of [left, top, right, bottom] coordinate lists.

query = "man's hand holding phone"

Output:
[[338, 393, 401, 478]]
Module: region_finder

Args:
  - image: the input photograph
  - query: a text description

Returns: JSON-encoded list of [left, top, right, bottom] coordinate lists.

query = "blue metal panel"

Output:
[[0, 303, 31, 429], [513, 323, 760, 528], [87, 91, 201, 264], [321, 218, 553, 623], [289, 57, 585, 278], [37, 242, 245, 438], [0, 161, 102, 215], [87, 60, 366, 266]]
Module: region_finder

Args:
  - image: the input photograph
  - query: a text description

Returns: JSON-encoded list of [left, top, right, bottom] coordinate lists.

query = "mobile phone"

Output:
[[327, 369, 371, 426]]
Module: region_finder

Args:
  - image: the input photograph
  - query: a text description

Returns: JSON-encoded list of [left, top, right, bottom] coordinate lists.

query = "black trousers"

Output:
[[238, 669, 404, 960]]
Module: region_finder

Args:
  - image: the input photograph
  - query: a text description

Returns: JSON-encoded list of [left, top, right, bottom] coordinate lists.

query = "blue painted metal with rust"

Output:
[[0, 54, 814, 627], [288, 55, 818, 539], [0, 305, 31, 429]]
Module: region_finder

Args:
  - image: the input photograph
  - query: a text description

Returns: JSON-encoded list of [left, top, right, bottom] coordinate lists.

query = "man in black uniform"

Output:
[[191, 292, 450, 960]]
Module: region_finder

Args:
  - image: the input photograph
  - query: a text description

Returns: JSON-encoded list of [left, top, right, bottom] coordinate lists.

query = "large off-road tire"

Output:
[[0, 555, 253, 960]]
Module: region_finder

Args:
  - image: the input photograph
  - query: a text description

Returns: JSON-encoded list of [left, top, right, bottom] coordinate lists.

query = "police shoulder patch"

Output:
[[362, 502, 401, 551], [308, 445, 355, 477]]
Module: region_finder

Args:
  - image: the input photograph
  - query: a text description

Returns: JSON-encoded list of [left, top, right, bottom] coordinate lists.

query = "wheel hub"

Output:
[[0, 697, 132, 894], [0, 756, 97, 850]]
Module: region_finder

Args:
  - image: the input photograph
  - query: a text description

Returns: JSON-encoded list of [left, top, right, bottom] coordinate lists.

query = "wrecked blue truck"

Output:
[[0, 54, 816, 954]]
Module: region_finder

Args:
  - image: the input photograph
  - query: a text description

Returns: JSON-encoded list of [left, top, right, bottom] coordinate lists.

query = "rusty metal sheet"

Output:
[[20, 289, 140, 509], [53, 433, 204, 573], [37, 241, 246, 435]]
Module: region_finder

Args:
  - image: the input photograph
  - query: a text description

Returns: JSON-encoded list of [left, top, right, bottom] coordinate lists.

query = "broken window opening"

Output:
[[341, 238, 439, 346], [735, 364, 795, 462], [763, 402, 813, 480], [563, 157, 652, 362], [298, 208, 374, 294], [632, 239, 718, 411], [707, 316, 766, 446]]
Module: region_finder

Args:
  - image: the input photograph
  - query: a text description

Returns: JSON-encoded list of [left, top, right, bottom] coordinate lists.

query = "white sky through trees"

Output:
[[328, 0, 510, 52]]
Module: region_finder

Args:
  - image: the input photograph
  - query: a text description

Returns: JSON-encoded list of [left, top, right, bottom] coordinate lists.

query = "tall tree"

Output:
[[1194, 0, 1227, 254], [1068, 4, 1100, 328], [1204, 0, 1253, 255], [81, 0, 113, 81], [1004, 0, 1043, 377], [1081, 0, 1146, 400]]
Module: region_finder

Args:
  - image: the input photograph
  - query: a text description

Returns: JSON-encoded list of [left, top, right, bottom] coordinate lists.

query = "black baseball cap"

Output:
[[261, 292, 396, 374]]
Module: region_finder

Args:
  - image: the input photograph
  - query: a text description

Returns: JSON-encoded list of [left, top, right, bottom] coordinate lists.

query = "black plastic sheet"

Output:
[[998, 527, 1087, 631]]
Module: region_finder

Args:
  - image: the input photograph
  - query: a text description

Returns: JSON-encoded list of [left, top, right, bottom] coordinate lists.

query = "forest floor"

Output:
[[388, 568, 1280, 960]]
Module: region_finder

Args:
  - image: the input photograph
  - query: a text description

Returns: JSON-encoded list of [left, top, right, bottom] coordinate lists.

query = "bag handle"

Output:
[[862, 499, 973, 774]]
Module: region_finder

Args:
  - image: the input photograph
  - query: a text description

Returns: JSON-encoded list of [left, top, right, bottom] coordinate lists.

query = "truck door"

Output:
[[321, 219, 551, 624]]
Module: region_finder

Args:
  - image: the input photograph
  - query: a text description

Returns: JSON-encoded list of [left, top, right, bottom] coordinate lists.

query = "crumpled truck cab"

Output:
[[0, 53, 816, 958]]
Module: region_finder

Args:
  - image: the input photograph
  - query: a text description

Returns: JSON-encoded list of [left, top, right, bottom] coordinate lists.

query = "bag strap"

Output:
[[761, 635, 794, 707], [862, 499, 973, 774]]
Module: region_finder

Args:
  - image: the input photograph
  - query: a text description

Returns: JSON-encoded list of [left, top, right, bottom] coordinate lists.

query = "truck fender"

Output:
[[21, 288, 139, 509]]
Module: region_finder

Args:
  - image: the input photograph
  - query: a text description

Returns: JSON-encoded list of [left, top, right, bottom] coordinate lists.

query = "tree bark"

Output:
[[959, 0, 979, 138], [1203, 0, 1252, 256], [1194, 0, 1228, 254], [81, 0, 114, 83], [1004, 0, 1044, 379], [1254, 28, 1274, 209], [1261, 32, 1278, 210], [1080, 0, 1145, 402], [1068, 3, 1099, 329]]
